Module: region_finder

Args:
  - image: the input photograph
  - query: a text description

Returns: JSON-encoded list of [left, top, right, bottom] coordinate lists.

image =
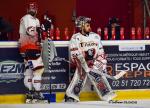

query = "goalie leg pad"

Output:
[[42, 39, 57, 70], [66, 69, 87, 101], [88, 71, 116, 101]]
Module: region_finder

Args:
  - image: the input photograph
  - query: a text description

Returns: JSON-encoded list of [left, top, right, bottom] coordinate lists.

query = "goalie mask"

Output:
[[75, 16, 91, 29]]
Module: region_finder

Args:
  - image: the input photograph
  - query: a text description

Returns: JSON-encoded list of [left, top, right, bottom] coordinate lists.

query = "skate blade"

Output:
[[32, 99, 49, 104], [66, 93, 80, 102], [63, 98, 79, 103], [26, 99, 32, 104], [102, 91, 117, 101]]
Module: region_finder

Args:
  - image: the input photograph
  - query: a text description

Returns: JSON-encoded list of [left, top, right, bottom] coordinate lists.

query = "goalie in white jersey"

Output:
[[64, 16, 126, 102], [19, 2, 48, 103]]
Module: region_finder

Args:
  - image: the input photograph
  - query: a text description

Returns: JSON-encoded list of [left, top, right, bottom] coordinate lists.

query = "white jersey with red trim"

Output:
[[70, 32, 107, 72], [19, 14, 40, 53], [19, 14, 40, 36]]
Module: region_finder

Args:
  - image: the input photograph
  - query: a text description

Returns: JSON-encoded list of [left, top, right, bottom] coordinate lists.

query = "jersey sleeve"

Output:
[[36, 19, 40, 27], [23, 16, 30, 30], [93, 35, 107, 71]]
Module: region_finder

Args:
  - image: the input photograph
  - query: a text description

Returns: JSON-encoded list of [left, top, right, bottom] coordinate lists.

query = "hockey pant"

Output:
[[24, 38, 57, 91]]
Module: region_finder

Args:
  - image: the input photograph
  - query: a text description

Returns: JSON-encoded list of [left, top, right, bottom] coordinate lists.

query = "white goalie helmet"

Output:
[[75, 16, 91, 29]]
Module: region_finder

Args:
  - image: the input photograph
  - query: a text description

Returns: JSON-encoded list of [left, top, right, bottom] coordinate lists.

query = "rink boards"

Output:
[[0, 40, 150, 103], [1, 100, 150, 108]]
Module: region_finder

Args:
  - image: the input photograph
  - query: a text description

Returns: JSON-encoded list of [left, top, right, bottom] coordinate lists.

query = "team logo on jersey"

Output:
[[85, 48, 96, 60], [0, 60, 25, 83], [80, 41, 98, 47]]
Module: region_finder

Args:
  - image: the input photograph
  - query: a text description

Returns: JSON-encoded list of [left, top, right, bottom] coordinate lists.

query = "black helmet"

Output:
[[109, 17, 119, 25]]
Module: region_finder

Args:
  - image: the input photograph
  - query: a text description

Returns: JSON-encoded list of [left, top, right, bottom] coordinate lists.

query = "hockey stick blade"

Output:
[[93, 69, 126, 80], [113, 71, 127, 80]]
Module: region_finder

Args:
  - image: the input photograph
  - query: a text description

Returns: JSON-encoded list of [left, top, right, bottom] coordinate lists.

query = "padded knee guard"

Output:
[[32, 68, 44, 91], [24, 68, 33, 90]]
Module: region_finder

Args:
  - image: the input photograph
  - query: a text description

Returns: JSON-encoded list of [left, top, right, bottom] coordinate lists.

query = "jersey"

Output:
[[19, 14, 40, 54], [19, 14, 40, 35], [70, 32, 107, 72]]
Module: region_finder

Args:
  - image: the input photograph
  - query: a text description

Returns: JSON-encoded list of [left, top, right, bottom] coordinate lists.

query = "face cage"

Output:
[[76, 19, 91, 30]]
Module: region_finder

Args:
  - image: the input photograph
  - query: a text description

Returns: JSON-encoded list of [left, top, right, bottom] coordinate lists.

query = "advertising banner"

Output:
[[0, 41, 150, 95], [41, 46, 69, 93], [104, 45, 150, 89], [0, 47, 26, 94]]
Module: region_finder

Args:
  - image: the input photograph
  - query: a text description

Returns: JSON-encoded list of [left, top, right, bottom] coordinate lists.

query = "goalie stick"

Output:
[[56, 56, 126, 80]]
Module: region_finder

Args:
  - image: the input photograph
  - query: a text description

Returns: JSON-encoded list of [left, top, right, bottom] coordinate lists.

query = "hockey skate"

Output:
[[32, 92, 49, 104], [102, 91, 117, 101], [25, 91, 33, 104], [64, 94, 79, 102]]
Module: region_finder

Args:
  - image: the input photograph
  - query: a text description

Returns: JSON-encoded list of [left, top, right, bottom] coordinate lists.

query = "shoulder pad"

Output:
[[72, 33, 80, 39], [89, 32, 96, 34], [90, 32, 100, 36], [90, 32, 100, 39], [22, 14, 30, 20]]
